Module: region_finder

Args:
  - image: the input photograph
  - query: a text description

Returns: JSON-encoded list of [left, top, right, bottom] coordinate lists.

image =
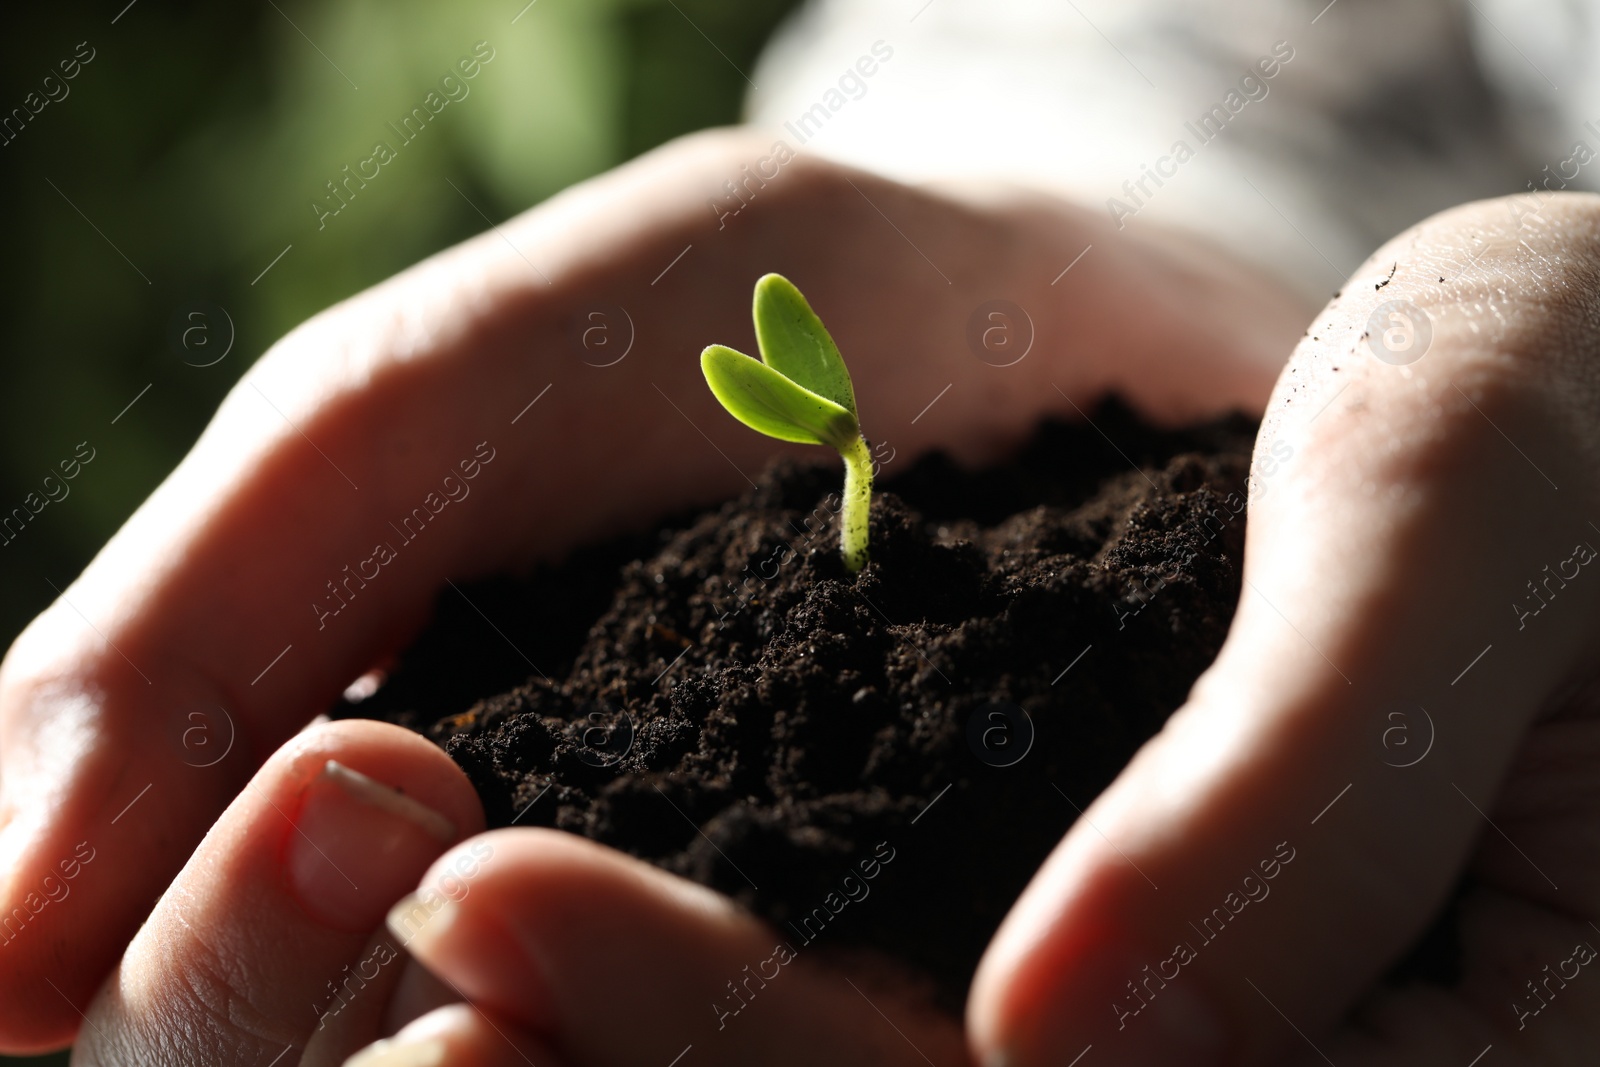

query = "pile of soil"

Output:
[[339, 399, 1258, 1010]]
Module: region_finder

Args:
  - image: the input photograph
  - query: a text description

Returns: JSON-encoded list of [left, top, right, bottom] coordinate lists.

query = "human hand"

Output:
[[968, 194, 1600, 1065], [67, 729, 969, 1066], [0, 126, 1308, 1058]]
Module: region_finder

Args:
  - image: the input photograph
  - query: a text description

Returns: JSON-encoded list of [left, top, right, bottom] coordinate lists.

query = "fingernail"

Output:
[[385, 891, 460, 957], [288, 761, 457, 932], [343, 1035, 446, 1067], [386, 883, 561, 1032]]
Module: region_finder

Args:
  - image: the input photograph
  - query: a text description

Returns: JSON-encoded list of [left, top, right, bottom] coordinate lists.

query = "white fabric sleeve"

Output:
[[744, 0, 1591, 308]]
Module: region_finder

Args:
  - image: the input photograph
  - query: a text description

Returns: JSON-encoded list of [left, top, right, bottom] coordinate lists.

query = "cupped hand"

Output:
[[969, 194, 1600, 1066], [0, 125, 1306, 1056], [68, 727, 966, 1067]]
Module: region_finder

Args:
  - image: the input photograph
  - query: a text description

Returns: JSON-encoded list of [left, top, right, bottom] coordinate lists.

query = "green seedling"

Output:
[[700, 273, 873, 572]]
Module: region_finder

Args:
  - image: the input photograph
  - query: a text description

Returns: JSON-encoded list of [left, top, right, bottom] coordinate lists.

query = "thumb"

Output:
[[967, 196, 1600, 1066]]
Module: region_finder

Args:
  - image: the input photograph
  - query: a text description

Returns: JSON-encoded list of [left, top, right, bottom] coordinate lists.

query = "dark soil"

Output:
[[338, 399, 1261, 1011]]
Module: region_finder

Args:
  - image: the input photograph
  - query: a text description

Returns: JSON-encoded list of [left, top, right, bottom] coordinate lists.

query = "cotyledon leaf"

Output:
[[751, 273, 858, 417], [700, 344, 859, 449]]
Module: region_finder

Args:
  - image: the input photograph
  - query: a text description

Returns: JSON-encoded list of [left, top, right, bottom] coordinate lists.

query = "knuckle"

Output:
[[0, 603, 94, 698], [1280, 194, 1600, 487], [1402, 192, 1600, 354], [75, 929, 298, 1066]]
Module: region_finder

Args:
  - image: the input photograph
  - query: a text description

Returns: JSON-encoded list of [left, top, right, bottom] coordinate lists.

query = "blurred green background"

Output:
[[0, 0, 798, 1060]]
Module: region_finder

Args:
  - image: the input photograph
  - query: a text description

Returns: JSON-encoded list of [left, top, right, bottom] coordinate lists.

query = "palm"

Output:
[[1320, 704, 1600, 1067]]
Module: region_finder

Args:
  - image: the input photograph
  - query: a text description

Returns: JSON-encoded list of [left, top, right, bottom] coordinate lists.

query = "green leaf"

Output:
[[752, 273, 857, 416], [700, 344, 859, 449]]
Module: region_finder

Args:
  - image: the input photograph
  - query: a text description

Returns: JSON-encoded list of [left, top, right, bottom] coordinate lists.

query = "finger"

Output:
[[968, 193, 1600, 1066], [70, 720, 483, 1067], [376, 960, 458, 1038], [0, 128, 823, 1048], [390, 828, 968, 1066], [342, 1003, 565, 1067], [298, 929, 429, 1067]]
